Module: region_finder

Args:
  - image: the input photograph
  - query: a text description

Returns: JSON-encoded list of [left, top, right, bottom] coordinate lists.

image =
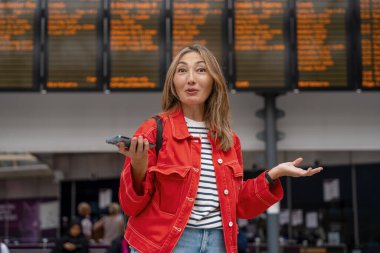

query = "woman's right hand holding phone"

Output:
[[117, 135, 150, 190]]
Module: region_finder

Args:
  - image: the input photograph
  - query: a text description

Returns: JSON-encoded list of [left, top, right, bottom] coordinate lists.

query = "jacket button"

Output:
[[187, 197, 194, 202], [217, 158, 223, 164], [224, 189, 229, 195], [228, 221, 233, 227]]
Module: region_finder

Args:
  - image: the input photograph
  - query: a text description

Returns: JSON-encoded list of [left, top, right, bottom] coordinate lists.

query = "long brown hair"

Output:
[[161, 45, 233, 151]]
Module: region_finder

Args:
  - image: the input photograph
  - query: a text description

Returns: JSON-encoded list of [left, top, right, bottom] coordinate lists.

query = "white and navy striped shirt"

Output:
[[185, 117, 222, 229]]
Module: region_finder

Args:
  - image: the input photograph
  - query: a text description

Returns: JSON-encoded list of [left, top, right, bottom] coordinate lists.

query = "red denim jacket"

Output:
[[119, 108, 283, 253]]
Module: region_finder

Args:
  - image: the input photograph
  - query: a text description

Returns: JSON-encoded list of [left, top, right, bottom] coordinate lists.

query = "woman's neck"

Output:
[[181, 104, 205, 122]]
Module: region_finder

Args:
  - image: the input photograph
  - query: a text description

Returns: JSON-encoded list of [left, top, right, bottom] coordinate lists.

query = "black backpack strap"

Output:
[[153, 115, 162, 158]]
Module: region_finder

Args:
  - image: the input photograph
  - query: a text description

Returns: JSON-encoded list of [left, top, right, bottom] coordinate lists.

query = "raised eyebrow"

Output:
[[177, 62, 187, 67]]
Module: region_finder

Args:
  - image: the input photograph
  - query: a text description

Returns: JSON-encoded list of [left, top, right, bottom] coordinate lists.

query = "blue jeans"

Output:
[[129, 227, 226, 253]]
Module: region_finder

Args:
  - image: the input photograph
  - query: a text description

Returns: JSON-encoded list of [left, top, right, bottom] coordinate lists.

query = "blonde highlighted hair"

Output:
[[161, 45, 234, 151]]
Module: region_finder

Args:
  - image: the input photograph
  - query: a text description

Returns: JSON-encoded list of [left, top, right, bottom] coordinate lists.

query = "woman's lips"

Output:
[[185, 89, 198, 95]]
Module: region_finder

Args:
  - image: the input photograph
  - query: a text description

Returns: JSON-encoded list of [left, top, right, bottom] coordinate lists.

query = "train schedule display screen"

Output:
[[296, 0, 349, 89], [110, 0, 162, 89], [234, 0, 288, 89], [172, 0, 225, 64], [0, 0, 36, 89], [47, 0, 99, 90], [360, 0, 380, 89]]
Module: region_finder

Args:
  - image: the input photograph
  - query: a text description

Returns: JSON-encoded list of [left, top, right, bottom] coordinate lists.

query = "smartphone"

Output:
[[106, 135, 156, 149]]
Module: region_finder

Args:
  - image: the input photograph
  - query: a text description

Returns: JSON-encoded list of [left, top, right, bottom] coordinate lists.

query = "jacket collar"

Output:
[[166, 107, 221, 149], [168, 107, 192, 140]]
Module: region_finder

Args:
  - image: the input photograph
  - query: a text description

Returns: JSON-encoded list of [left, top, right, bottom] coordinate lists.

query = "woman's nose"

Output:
[[187, 70, 195, 85]]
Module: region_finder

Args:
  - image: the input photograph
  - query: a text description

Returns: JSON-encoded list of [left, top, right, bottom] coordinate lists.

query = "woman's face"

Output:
[[173, 52, 213, 108]]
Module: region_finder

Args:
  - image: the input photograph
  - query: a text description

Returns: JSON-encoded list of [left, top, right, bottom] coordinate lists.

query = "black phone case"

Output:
[[106, 135, 155, 148]]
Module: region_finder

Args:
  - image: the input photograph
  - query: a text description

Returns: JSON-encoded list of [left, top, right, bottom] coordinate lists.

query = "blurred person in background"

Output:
[[117, 44, 323, 253], [94, 202, 124, 245], [77, 202, 93, 240], [51, 219, 89, 253]]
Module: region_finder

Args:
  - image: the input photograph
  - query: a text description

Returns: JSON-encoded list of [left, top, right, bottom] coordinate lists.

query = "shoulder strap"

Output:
[[153, 115, 162, 158]]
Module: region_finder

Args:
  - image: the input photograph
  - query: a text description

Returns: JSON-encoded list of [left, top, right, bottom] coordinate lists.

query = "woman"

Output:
[[93, 203, 124, 245], [51, 219, 89, 253], [117, 45, 322, 253]]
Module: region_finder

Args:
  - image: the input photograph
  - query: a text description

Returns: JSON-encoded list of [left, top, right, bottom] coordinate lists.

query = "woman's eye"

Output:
[[177, 68, 186, 73], [198, 68, 206, 72]]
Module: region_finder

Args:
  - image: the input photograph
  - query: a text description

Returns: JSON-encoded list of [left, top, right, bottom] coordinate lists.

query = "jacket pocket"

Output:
[[150, 165, 191, 214], [226, 161, 243, 200]]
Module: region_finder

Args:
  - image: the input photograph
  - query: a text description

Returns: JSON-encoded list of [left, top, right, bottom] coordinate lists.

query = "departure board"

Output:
[[296, 0, 349, 89], [47, 0, 99, 90], [110, 0, 162, 89], [0, 0, 36, 89], [360, 0, 380, 89], [172, 0, 225, 63], [234, 0, 287, 89]]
